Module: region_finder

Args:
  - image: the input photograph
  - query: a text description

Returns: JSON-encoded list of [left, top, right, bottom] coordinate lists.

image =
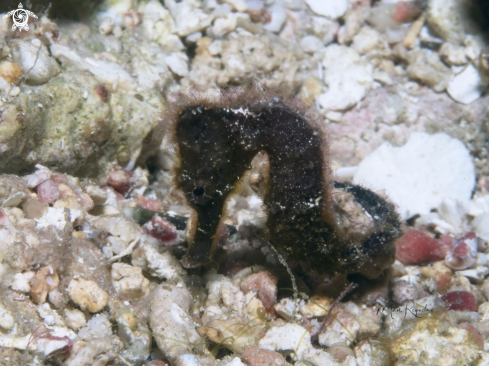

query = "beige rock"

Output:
[[165, 0, 214, 37], [0, 61, 22, 84], [64, 308, 87, 330], [0, 302, 14, 330], [245, 295, 266, 320], [135, 245, 186, 280], [68, 278, 109, 313], [352, 27, 380, 55], [99, 17, 115, 35], [406, 49, 451, 92], [22, 199, 47, 219], [318, 302, 381, 347], [199, 317, 267, 354], [391, 317, 480, 365], [273, 298, 303, 321], [48, 287, 65, 309], [300, 296, 334, 318], [301, 76, 323, 106], [242, 346, 286, 366], [301, 347, 355, 365], [65, 314, 123, 365], [108, 298, 138, 332], [85, 185, 107, 205], [403, 16, 425, 49], [440, 43, 468, 66], [0, 333, 35, 351], [150, 283, 209, 363], [354, 339, 390, 366], [427, 0, 482, 43], [92, 216, 141, 246], [38, 303, 65, 326], [223, 0, 247, 12], [111, 263, 150, 298]]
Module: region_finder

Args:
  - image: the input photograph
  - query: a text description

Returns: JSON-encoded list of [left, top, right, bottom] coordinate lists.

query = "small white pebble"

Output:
[[9, 86, 20, 96]]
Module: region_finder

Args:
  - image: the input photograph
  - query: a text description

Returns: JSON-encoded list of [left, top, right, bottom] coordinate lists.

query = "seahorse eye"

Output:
[[193, 186, 204, 196]]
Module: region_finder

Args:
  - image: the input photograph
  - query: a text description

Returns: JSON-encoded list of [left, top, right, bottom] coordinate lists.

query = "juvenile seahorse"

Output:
[[168, 84, 401, 278]]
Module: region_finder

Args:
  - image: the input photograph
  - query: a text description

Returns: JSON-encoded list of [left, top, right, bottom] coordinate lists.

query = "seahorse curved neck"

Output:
[[176, 102, 330, 268]]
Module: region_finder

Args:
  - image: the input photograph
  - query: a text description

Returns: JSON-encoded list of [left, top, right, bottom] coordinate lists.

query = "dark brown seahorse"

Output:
[[168, 84, 401, 279]]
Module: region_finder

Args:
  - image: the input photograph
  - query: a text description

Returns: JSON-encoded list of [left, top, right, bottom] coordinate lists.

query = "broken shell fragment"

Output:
[[445, 232, 478, 270], [111, 262, 150, 298], [31, 265, 60, 304]]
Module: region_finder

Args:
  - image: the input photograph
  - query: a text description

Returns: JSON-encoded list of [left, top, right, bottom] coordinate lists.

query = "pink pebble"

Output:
[[221, 260, 251, 278], [453, 242, 468, 257], [143, 215, 179, 245], [458, 322, 484, 350], [107, 170, 134, 194], [147, 362, 168, 366], [103, 186, 124, 200], [441, 291, 478, 312], [242, 346, 286, 366], [37, 180, 60, 205], [136, 197, 162, 211], [436, 271, 452, 293], [50, 174, 68, 184], [393, 1, 420, 22], [25, 171, 50, 188], [241, 271, 278, 310], [396, 229, 451, 264], [216, 222, 229, 244], [0, 209, 8, 226], [78, 192, 94, 211]]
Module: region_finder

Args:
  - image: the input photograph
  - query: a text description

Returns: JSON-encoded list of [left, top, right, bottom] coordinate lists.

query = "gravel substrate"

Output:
[[0, 0, 489, 365]]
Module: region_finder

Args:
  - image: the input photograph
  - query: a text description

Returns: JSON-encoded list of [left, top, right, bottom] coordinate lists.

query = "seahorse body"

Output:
[[170, 86, 401, 278]]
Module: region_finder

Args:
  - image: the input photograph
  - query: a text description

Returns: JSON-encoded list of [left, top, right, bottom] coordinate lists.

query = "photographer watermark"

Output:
[[374, 300, 434, 319], [4, 3, 38, 32]]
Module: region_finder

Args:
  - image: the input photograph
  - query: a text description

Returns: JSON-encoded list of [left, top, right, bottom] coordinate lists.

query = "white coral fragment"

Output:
[[258, 323, 311, 360], [150, 283, 210, 365], [447, 64, 486, 105], [353, 133, 475, 219], [50, 44, 136, 91], [305, 0, 348, 19], [139, 245, 187, 280], [11, 271, 35, 292], [164, 52, 189, 77], [317, 45, 373, 111]]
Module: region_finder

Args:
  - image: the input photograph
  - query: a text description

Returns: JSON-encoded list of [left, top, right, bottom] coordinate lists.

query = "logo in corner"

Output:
[[4, 3, 38, 32]]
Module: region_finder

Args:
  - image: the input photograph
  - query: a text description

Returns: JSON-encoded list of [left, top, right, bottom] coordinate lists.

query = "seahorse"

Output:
[[168, 84, 401, 279]]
